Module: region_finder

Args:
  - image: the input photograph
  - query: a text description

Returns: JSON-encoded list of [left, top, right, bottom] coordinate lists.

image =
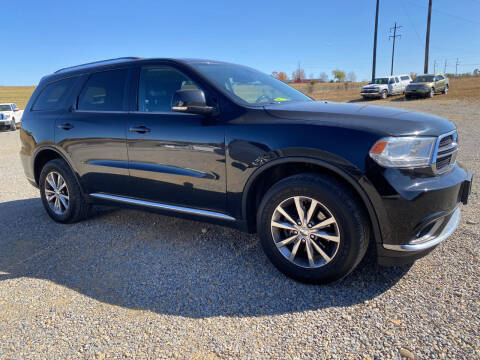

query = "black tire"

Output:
[[9, 119, 16, 131], [39, 158, 90, 223], [428, 87, 434, 98], [381, 90, 387, 99], [257, 173, 370, 284], [443, 85, 449, 94]]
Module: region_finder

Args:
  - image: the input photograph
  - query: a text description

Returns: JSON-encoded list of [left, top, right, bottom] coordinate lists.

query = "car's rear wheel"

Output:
[[257, 174, 370, 284], [39, 158, 90, 223], [9, 119, 16, 131]]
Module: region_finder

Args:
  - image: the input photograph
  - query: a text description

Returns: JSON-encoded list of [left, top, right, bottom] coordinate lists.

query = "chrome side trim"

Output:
[[383, 207, 460, 252], [89, 193, 235, 221]]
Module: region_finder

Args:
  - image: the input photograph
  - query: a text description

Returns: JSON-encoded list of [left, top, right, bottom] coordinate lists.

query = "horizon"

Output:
[[1, 0, 479, 85]]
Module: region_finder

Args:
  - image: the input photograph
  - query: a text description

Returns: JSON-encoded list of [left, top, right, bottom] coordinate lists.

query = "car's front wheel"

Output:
[[257, 174, 370, 284], [9, 119, 16, 131], [39, 159, 90, 223], [381, 90, 387, 99], [443, 85, 449, 94], [428, 87, 435, 98]]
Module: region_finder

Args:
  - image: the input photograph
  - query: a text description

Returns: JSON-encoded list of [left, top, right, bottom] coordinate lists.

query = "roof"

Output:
[[42, 57, 231, 83]]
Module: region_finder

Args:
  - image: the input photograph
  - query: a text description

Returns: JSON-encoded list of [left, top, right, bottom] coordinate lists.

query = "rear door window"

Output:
[[77, 69, 128, 111], [32, 78, 77, 111]]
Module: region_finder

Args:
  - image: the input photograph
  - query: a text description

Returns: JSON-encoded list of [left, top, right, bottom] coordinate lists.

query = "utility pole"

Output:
[[372, 0, 380, 82], [443, 59, 447, 73], [455, 58, 459, 76], [389, 22, 402, 75], [424, 0, 433, 73]]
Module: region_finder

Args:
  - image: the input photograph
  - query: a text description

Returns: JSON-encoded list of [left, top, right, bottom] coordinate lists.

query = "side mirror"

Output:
[[172, 89, 215, 116]]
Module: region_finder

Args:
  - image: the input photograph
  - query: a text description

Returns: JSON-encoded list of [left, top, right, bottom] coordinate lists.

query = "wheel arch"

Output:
[[33, 146, 84, 194], [241, 157, 382, 244]]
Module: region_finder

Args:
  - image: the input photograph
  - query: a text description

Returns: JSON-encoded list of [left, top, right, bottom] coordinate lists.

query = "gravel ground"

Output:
[[0, 99, 478, 359]]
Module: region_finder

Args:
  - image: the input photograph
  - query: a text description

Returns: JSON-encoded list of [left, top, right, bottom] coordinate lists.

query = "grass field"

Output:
[[0, 77, 478, 110], [291, 77, 480, 102]]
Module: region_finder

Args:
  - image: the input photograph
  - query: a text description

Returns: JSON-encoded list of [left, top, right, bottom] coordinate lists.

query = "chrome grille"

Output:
[[433, 131, 458, 173]]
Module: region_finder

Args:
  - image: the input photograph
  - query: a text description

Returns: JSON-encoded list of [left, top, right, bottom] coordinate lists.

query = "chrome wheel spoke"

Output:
[[311, 217, 336, 230], [46, 193, 56, 202], [312, 231, 340, 243], [305, 239, 315, 267], [58, 195, 68, 209], [271, 221, 296, 231], [305, 199, 318, 225], [310, 239, 331, 262], [46, 174, 56, 190], [276, 235, 297, 248], [54, 197, 61, 212], [289, 238, 302, 262], [57, 177, 66, 191], [294, 196, 305, 225], [276, 206, 297, 226]]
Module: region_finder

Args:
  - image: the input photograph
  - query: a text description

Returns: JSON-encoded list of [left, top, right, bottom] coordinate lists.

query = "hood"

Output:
[[263, 101, 455, 137], [362, 84, 386, 89]]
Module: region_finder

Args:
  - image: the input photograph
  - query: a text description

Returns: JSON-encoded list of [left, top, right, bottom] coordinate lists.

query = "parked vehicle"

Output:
[[0, 111, 17, 131], [360, 75, 412, 99], [0, 103, 23, 129], [405, 73, 449, 99], [20, 58, 472, 283]]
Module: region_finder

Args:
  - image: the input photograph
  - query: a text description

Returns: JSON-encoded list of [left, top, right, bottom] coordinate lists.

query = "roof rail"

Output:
[[54, 57, 142, 73]]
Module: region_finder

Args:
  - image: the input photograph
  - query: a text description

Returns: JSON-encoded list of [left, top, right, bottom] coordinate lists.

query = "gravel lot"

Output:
[[0, 99, 478, 359]]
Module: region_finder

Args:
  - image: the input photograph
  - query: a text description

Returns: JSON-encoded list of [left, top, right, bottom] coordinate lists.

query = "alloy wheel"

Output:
[[271, 196, 341, 268], [44, 171, 69, 215]]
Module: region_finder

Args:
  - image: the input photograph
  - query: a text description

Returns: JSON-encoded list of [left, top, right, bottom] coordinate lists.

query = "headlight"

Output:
[[369, 137, 436, 168]]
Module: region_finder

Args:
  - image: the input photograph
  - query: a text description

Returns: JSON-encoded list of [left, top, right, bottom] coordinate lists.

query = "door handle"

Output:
[[129, 125, 151, 134], [57, 123, 74, 130]]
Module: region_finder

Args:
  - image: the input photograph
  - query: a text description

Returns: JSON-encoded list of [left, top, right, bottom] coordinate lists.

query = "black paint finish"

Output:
[[19, 58, 471, 265]]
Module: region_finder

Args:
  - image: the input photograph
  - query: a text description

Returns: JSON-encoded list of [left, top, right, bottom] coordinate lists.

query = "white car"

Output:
[[0, 103, 23, 130], [360, 74, 412, 99]]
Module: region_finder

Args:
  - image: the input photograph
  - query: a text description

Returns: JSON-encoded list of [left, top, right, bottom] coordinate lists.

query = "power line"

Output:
[[406, 0, 480, 25], [389, 22, 402, 75]]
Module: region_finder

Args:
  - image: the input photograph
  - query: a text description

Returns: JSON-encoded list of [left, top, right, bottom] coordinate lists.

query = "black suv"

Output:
[[20, 57, 472, 283]]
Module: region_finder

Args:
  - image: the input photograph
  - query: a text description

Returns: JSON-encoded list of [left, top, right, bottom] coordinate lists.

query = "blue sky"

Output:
[[1, 0, 479, 85]]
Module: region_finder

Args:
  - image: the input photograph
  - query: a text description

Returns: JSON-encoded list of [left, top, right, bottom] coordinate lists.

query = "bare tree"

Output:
[[292, 68, 306, 81], [319, 72, 328, 82], [346, 71, 357, 82]]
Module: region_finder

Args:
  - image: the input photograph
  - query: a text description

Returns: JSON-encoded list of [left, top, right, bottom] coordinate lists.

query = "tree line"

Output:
[[272, 69, 357, 83]]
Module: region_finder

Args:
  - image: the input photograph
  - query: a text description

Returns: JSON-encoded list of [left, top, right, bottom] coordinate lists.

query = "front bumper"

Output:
[[405, 88, 429, 96], [0, 119, 13, 126], [371, 163, 472, 266], [361, 91, 381, 98]]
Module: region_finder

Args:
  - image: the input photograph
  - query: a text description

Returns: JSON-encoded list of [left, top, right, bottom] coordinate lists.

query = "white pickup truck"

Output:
[[360, 75, 412, 99], [0, 103, 23, 130]]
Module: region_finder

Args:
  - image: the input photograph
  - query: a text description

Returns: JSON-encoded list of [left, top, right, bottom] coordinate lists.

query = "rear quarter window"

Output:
[[32, 78, 76, 111]]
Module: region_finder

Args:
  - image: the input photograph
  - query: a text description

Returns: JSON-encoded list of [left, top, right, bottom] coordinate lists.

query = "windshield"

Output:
[[373, 78, 389, 85], [0, 105, 11, 111], [414, 75, 435, 83], [190, 63, 312, 105]]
